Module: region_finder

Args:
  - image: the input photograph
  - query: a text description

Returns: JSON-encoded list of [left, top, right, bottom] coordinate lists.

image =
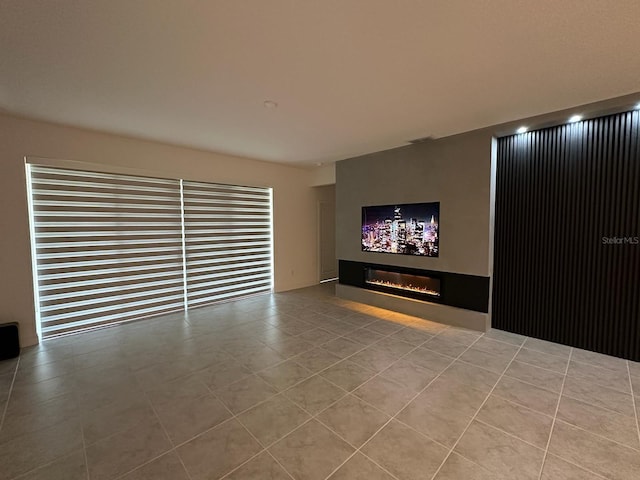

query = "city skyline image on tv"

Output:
[[362, 202, 439, 257]]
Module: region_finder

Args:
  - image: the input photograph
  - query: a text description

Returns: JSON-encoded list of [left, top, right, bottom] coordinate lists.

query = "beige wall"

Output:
[[0, 113, 321, 347], [336, 129, 494, 277], [310, 163, 336, 186]]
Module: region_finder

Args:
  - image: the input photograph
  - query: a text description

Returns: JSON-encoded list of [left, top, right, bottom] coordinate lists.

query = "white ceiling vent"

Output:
[[407, 136, 435, 145]]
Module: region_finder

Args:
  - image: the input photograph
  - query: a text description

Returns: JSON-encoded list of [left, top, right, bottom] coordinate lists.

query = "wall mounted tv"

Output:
[[362, 202, 439, 257]]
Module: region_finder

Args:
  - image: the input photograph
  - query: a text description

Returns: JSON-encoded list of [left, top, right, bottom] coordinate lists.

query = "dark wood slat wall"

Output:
[[493, 111, 640, 361]]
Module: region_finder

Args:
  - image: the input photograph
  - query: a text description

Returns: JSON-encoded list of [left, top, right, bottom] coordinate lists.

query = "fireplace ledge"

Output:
[[336, 283, 489, 332]]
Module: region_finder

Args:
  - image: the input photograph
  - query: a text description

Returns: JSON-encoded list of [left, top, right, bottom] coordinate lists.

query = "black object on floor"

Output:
[[0, 322, 20, 360]]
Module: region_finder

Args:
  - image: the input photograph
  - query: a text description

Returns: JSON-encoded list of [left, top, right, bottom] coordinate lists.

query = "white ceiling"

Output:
[[2, 1, 640, 166]]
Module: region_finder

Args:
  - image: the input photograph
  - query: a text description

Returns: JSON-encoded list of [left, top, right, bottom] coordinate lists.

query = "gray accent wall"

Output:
[[336, 129, 494, 278]]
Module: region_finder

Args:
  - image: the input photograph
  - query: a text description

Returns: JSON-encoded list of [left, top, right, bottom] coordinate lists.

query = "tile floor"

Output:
[[0, 283, 639, 480]]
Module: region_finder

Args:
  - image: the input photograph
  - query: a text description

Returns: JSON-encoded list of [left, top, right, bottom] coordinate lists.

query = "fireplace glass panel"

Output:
[[365, 268, 441, 297]]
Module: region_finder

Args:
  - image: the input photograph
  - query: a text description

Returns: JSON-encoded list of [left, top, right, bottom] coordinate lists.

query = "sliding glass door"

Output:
[[27, 164, 273, 337], [182, 181, 273, 307]]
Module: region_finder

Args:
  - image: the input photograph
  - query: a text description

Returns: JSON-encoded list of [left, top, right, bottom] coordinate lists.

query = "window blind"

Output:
[[182, 180, 273, 307], [28, 165, 185, 337]]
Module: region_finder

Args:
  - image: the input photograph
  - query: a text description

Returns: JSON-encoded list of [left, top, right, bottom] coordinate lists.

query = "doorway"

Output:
[[316, 185, 337, 282]]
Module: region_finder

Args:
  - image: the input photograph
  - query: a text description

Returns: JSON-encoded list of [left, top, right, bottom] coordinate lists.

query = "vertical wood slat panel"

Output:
[[493, 110, 640, 361]]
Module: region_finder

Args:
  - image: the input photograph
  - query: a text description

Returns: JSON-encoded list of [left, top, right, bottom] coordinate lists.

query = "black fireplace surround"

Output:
[[339, 260, 490, 313]]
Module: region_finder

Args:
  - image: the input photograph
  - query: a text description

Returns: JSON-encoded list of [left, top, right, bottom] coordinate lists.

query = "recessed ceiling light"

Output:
[[635, 102, 640, 110], [516, 126, 528, 134], [568, 115, 582, 123], [263, 100, 278, 109]]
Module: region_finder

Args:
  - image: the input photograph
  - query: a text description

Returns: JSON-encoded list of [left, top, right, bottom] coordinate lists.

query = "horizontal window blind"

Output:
[[28, 165, 185, 337], [182, 180, 273, 307]]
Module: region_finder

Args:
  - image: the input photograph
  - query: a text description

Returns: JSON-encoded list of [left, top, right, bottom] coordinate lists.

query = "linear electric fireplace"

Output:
[[339, 260, 490, 314], [365, 267, 441, 299]]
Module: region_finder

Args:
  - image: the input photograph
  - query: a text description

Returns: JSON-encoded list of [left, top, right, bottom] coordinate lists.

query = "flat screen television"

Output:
[[362, 202, 439, 257]]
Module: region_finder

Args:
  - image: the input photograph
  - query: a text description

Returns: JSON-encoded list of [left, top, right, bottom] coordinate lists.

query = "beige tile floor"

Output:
[[0, 283, 639, 480]]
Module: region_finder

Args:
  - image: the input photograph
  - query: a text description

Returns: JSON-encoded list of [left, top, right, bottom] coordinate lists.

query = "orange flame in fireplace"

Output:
[[365, 279, 440, 297]]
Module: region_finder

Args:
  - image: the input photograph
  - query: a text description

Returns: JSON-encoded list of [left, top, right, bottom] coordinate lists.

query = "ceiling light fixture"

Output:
[[516, 126, 528, 134], [635, 102, 640, 110], [263, 100, 278, 109], [568, 115, 582, 123]]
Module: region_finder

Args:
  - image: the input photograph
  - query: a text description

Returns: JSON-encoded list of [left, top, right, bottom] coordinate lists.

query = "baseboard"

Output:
[[20, 331, 40, 348]]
